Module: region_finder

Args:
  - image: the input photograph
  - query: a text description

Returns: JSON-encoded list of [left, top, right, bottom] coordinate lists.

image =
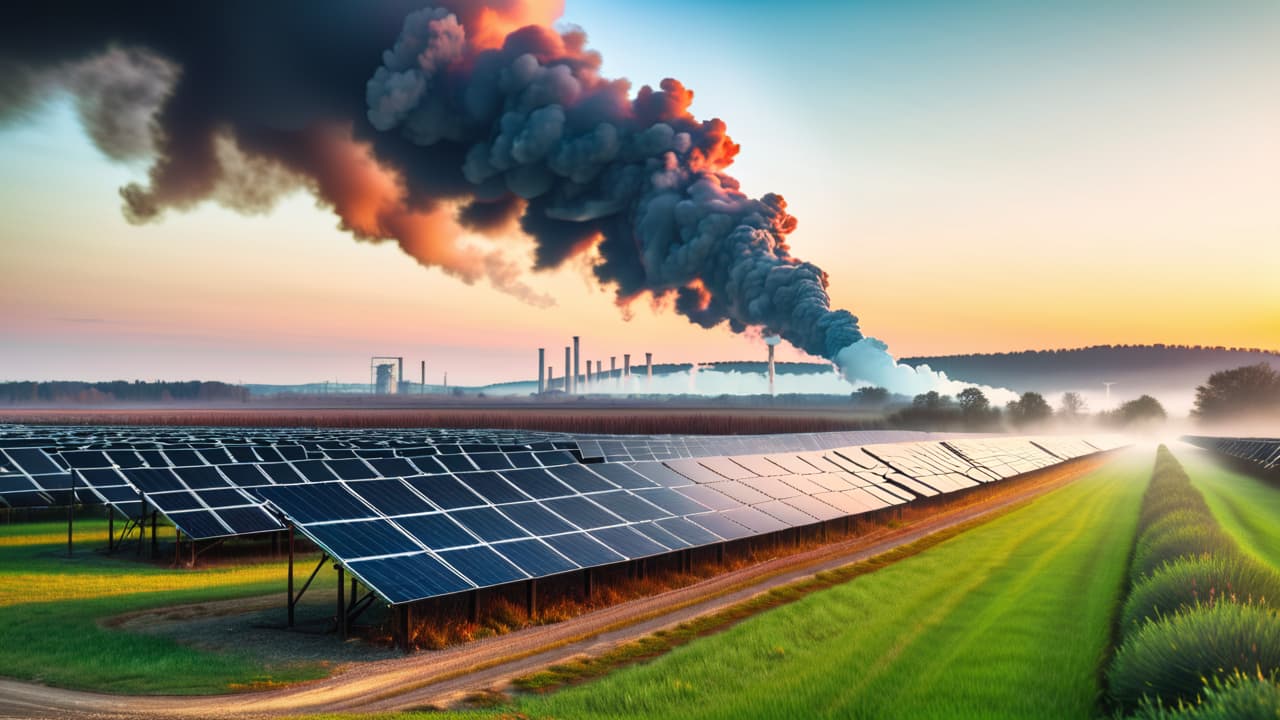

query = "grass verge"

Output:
[[0, 520, 330, 694], [1182, 450, 1280, 571]]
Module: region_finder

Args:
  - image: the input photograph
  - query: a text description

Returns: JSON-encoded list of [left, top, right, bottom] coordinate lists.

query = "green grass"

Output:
[[389, 453, 1148, 720], [1182, 452, 1280, 572], [0, 519, 331, 694]]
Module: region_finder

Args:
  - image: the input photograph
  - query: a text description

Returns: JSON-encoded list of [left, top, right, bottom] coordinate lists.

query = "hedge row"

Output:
[[1108, 446, 1280, 715]]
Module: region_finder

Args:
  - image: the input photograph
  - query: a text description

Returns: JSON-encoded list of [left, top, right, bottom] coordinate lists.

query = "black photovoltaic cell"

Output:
[[348, 479, 435, 516], [396, 513, 477, 550], [542, 496, 621, 530], [305, 519, 419, 558], [688, 512, 753, 540], [325, 459, 377, 480], [499, 502, 577, 535], [217, 506, 284, 535], [631, 521, 690, 550], [124, 468, 184, 493], [175, 466, 229, 489], [590, 525, 668, 558], [167, 510, 226, 538], [654, 516, 723, 546], [404, 475, 484, 510], [149, 491, 203, 512], [438, 546, 526, 586], [260, 462, 305, 484], [590, 491, 669, 522], [588, 463, 657, 489], [292, 460, 339, 482], [495, 538, 578, 576], [367, 458, 417, 478], [546, 465, 612, 493], [456, 471, 527, 504], [256, 484, 375, 523], [449, 507, 529, 542], [499, 468, 573, 499], [348, 554, 471, 604], [545, 532, 625, 567]]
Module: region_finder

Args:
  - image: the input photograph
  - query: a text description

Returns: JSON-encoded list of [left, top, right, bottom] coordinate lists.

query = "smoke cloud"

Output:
[[2, 0, 950, 394]]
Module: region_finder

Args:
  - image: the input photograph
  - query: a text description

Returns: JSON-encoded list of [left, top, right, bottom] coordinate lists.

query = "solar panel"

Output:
[[0, 424, 1126, 606]]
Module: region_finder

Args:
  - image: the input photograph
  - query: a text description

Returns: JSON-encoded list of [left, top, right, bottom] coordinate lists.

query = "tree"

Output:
[[1192, 363, 1280, 422], [912, 390, 952, 410], [1059, 391, 1087, 419], [1006, 391, 1052, 427], [957, 387, 991, 416], [851, 386, 890, 408], [1115, 395, 1167, 426]]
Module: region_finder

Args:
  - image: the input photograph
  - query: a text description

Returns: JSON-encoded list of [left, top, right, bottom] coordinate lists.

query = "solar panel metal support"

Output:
[[525, 579, 538, 618], [288, 551, 328, 629], [107, 506, 114, 553], [286, 526, 295, 627], [336, 564, 347, 639], [66, 469, 76, 558], [396, 604, 411, 653], [468, 590, 480, 624], [149, 511, 158, 559], [716, 543, 725, 566], [582, 568, 594, 601]]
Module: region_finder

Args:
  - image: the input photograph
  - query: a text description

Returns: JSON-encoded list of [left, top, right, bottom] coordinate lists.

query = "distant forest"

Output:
[[0, 381, 249, 404], [900, 345, 1280, 394]]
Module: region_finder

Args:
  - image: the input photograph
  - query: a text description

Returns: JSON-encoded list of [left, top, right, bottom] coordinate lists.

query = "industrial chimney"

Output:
[[623, 353, 631, 379], [537, 348, 545, 395], [564, 347, 571, 394], [765, 335, 781, 396], [572, 336, 580, 395], [645, 352, 653, 386]]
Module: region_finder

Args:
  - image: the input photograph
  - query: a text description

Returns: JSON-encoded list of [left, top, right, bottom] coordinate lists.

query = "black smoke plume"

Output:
[[0, 1, 953, 388]]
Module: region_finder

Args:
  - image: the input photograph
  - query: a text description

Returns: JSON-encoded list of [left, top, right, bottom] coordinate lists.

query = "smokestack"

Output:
[[537, 348, 545, 395], [611, 356, 617, 380], [572, 336, 580, 395], [645, 352, 653, 385], [564, 347, 571, 395], [596, 360, 602, 386], [398, 357, 404, 395], [421, 360, 425, 394], [623, 353, 631, 379], [766, 335, 781, 396], [547, 365, 554, 392]]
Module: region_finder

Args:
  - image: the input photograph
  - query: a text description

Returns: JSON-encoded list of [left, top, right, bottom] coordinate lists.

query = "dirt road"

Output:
[[0, 457, 1109, 719]]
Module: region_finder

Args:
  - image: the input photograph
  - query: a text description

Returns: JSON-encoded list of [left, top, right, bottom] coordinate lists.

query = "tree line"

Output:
[[0, 381, 249, 404], [851, 362, 1279, 431]]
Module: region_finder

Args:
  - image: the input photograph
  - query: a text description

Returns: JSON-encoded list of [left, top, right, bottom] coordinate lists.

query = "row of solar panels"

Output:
[[1183, 436, 1280, 472], [0, 426, 1127, 606], [0, 427, 949, 511], [255, 435, 1126, 604]]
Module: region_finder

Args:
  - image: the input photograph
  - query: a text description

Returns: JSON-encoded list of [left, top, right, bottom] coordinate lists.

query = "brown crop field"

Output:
[[0, 405, 885, 435]]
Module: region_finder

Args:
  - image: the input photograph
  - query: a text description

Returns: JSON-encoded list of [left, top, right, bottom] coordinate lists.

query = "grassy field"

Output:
[[1181, 449, 1280, 571], [401, 451, 1149, 720], [0, 520, 332, 694]]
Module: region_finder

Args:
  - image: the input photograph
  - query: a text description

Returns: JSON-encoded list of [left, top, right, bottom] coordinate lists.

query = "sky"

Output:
[[1, 0, 1277, 385]]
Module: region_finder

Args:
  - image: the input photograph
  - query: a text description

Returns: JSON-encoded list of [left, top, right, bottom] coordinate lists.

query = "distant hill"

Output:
[[902, 345, 1280, 410]]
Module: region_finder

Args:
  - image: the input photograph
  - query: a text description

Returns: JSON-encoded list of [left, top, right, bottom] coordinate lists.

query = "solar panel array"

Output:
[[0, 425, 1126, 605], [1183, 435, 1280, 473]]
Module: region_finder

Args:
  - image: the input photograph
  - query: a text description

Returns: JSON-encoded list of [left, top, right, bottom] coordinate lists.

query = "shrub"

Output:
[[1109, 602, 1280, 709], [1131, 524, 1236, 580], [1130, 671, 1280, 719], [1122, 554, 1280, 630]]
